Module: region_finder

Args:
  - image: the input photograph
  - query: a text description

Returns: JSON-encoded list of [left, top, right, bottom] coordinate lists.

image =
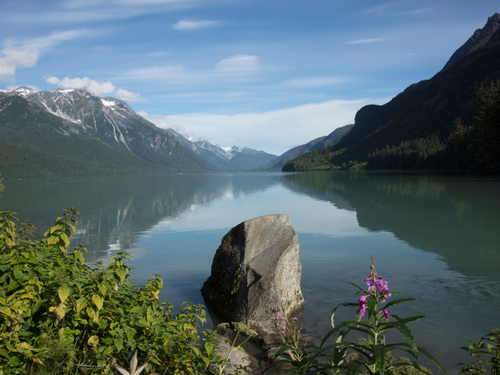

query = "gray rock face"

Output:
[[211, 337, 260, 375], [201, 214, 304, 335]]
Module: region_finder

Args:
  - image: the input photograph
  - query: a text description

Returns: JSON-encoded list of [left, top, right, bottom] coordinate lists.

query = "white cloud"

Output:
[[115, 88, 145, 102], [46, 76, 144, 101], [140, 97, 390, 155], [0, 49, 40, 82], [286, 76, 349, 87], [214, 55, 259, 74], [47, 76, 116, 95], [346, 38, 386, 45], [0, 30, 88, 82], [123, 65, 189, 82], [172, 19, 218, 30]]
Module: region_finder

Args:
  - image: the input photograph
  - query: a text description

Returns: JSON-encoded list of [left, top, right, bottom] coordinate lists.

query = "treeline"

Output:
[[368, 81, 500, 173], [282, 148, 355, 171]]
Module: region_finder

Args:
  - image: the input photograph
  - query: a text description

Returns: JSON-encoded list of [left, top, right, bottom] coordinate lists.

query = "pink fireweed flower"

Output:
[[276, 312, 283, 323], [368, 353, 374, 358], [358, 294, 368, 316], [383, 309, 391, 320], [292, 317, 298, 322]]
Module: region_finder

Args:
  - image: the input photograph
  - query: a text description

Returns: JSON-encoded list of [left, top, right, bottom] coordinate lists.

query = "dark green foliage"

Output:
[[367, 136, 446, 170], [470, 82, 500, 173], [0, 208, 232, 374], [459, 328, 500, 374]]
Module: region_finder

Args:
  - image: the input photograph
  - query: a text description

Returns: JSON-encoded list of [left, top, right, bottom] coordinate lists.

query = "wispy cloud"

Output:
[[285, 76, 349, 87], [0, 30, 88, 82], [46, 75, 145, 102], [214, 55, 259, 74], [172, 19, 219, 30], [6, 0, 201, 25], [123, 54, 261, 84], [346, 38, 386, 45]]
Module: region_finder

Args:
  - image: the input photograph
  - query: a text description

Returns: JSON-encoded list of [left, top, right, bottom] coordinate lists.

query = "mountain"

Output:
[[167, 132, 277, 170], [263, 124, 353, 169], [225, 146, 277, 170], [283, 13, 500, 172], [0, 88, 213, 178], [0, 87, 278, 178]]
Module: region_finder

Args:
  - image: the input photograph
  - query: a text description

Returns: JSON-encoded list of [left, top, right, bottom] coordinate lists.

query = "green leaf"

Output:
[[98, 284, 107, 296], [205, 342, 214, 356], [394, 323, 418, 357], [92, 294, 104, 311], [373, 344, 386, 375], [417, 346, 446, 374], [115, 269, 127, 283], [58, 284, 71, 303], [49, 224, 63, 235], [60, 233, 70, 249], [383, 297, 416, 309], [76, 297, 87, 312], [346, 360, 361, 375], [114, 338, 124, 351]]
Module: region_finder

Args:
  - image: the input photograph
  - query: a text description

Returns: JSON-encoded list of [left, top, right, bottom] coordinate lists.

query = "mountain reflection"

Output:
[[1, 173, 283, 263], [282, 171, 500, 280]]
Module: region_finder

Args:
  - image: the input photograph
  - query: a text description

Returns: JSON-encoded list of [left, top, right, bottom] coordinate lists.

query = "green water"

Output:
[[2, 171, 499, 374]]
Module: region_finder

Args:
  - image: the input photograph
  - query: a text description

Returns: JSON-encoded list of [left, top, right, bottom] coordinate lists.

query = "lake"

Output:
[[2, 171, 500, 374]]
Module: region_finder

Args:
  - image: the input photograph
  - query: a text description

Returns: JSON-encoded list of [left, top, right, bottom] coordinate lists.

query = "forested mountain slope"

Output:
[[283, 13, 500, 173]]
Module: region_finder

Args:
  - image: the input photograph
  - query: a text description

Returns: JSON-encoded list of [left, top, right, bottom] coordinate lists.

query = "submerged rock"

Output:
[[201, 214, 304, 336]]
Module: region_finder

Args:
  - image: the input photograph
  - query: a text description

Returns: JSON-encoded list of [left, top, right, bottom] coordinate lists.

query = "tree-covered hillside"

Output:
[[283, 16, 500, 174]]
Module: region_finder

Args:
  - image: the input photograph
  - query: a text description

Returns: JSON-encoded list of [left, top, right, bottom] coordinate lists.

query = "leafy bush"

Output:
[[0, 208, 230, 375], [459, 328, 500, 375]]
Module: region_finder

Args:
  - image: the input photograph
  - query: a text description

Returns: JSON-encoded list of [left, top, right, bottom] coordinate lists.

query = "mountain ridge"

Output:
[[0, 88, 277, 177], [283, 13, 500, 172]]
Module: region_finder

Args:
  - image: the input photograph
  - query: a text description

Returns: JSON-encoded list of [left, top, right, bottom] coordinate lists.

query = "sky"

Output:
[[0, 1, 499, 156]]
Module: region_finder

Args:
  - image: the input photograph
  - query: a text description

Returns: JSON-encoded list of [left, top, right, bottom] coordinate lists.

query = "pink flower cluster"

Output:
[[276, 311, 298, 323], [357, 256, 392, 319]]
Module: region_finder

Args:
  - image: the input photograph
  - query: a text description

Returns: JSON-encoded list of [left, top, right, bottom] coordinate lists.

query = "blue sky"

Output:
[[1, 0, 498, 156]]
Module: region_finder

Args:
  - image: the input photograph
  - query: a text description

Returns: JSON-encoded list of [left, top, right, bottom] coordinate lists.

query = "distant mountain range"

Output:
[[284, 13, 500, 172], [0, 87, 277, 178]]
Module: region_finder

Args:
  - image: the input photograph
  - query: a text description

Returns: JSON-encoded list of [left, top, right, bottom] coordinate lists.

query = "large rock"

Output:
[[201, 214, 304, 335]]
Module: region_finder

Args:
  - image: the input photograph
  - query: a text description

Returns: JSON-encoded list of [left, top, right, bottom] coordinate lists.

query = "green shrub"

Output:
[[459, 328, 500, 375], [0, 208, 227, 375]]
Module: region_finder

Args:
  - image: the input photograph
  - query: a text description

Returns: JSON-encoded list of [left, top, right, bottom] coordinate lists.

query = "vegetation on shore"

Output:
[[0, 208, 244, 374]]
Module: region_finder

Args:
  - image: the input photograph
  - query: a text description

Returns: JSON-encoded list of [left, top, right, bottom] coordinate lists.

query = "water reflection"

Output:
[[1, 173, 283, 262], [282, 171, 500, 280]]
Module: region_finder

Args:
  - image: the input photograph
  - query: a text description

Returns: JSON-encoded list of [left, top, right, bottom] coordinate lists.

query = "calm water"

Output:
[[2, 171, 500, 374]]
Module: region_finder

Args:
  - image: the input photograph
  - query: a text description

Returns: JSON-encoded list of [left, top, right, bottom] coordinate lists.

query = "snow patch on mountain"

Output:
[[101, 99, 117, 107]]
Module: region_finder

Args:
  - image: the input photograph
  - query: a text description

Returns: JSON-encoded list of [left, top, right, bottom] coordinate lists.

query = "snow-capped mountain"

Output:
[[0, 87, 277, 176], [0, 87, 212, 177]]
